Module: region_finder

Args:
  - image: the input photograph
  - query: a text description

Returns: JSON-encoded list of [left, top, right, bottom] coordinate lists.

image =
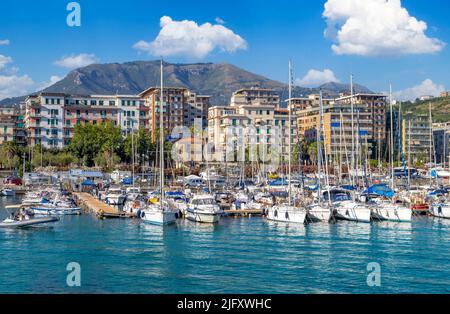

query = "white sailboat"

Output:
[[266, 61, 307, 224], [140, 59, 177, 225], [307, 91, 332, 222], [369, 87, 412, 222], [332, 75, 371, 223]]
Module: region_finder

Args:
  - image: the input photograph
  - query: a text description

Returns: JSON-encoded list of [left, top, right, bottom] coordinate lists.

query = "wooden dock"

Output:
[[73, 192, 135, 219]]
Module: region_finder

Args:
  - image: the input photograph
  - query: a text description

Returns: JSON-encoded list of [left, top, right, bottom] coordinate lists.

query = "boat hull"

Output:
[[186, 210, 220, 223], [0, 217, 59, 228], [371, 205, 412, 222], [333, 202, 371, 223], [307, 204, 331, 222], [140, 209, 177, 225], [430, 204, 450, 219], [267, 205, 307, 223], [31, 207, 81, 216]]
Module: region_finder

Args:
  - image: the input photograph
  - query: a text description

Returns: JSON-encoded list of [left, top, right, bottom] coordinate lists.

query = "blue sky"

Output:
[[0, 0, 449, 100]]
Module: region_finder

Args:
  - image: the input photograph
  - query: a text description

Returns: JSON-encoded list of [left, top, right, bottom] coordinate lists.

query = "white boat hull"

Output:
[[333, 201, 371, 223], [371, 204, 412, 222], [307, 204, 331, 222], [267, 205, 307, 223], [186, 210, 220, 223], [31, 207, 82, 216], [430, 204, 450, 219], [140, 208, 177, 225], [1, 189, 16, 196]]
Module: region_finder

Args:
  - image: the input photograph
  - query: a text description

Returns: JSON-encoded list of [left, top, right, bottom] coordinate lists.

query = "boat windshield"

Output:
[[192, 198, 216, 205], [323, 190, 352, 202]]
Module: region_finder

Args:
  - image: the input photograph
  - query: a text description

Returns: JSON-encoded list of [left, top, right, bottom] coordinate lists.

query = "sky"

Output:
[[0, 0, 449, 101]]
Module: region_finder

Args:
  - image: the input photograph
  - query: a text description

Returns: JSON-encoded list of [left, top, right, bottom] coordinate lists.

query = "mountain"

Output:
[[0, 60, 373, 106], [319, 82, 373, 95], [399, 96, 450, 123]]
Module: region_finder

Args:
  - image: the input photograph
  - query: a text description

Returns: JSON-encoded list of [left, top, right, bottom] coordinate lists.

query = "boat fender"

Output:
[[136, 209, 142, 218], [438, 206, 442, 214]]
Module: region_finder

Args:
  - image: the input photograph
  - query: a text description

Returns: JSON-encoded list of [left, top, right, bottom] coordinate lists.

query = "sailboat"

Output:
[[139, 59, 178, 225], [307, 90, 332, 222], [266, 61, 307, 224], [331, 75, 371, 223], [368, 87, 412, 222]]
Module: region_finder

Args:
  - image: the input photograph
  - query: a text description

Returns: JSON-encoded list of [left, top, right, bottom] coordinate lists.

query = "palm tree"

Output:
[[307, 142, 318, 166]]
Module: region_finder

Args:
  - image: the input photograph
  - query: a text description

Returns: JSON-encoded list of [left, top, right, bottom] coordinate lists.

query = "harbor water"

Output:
[[0, 196, 449, 293]]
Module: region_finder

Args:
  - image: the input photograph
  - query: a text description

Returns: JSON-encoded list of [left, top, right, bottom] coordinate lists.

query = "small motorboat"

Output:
[[0, 206, 59, 228], [186, 194, 222, 223], [103, 187, 126, 207], [1, 189, 16, 197]]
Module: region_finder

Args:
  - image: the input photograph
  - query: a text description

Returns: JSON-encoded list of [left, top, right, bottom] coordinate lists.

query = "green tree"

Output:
[[307, 141, 318, 166]]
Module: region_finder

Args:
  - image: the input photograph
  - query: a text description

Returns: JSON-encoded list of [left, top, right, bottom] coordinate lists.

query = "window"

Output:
[[66, 120, 70, 126], [99, 100, 104, 106], [109, 101, 115, 106]]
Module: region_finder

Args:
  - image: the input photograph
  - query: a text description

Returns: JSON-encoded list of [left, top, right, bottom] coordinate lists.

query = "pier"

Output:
[[73, 192, 135, 219]]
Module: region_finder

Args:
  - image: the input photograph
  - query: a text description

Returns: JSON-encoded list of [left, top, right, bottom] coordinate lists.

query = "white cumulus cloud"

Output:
[[133, 16, 247, 59], [323, 0, 445, 56], [0, 39, 10, 46], [0, 74, 34, 99], [394, 79, 445, 101], [0, 55, 12, 70], [295, 69, 340, 87], [54, 53, 98, 69], [37, 75, 63, 90]]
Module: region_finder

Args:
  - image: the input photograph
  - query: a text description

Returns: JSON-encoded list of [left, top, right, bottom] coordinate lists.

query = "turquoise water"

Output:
[[0, 196, 449, 294]]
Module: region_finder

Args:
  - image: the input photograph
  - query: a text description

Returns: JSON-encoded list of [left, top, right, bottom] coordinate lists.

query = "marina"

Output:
[[0, 193, 449, 293]]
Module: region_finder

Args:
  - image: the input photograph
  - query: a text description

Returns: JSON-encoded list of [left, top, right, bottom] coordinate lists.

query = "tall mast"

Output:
[[429, 102, 433, 186], [389, 84, 394, 189], [320, 90, 332, 207], [408, 116, 411, 189], [288, 60, 293, 206], [160, 58, 165, 207], [350, 74, 355, 187]]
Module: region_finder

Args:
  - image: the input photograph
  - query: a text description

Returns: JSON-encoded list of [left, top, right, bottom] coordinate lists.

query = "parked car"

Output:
[[4, 176, 22, 185]]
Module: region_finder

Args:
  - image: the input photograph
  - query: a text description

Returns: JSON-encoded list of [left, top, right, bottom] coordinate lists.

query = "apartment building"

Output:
[[208, 95, 297, 163], [297, 94, 387, 161], [230, 87, 280, 107], [402, 113, 433, 164], [290, 94, 333, 114], [139, 87, 210, 142], [0, 106, 26, 146], [433, 122, 450, 165], [25, 92, 148, 148]]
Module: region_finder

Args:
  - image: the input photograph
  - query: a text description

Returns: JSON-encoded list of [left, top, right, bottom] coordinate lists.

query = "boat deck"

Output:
[[73, 192, 135, 219]]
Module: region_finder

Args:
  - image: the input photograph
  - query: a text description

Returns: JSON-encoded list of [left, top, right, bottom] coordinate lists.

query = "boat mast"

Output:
[[350, 74, 355, 187], [429, 102, 433, 186], [408, 116, 411, 189], [320, 90, 332, 207], [160, 58, 165, 208], [288, 60, 292, 206], [389, 84, 394, 189]]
